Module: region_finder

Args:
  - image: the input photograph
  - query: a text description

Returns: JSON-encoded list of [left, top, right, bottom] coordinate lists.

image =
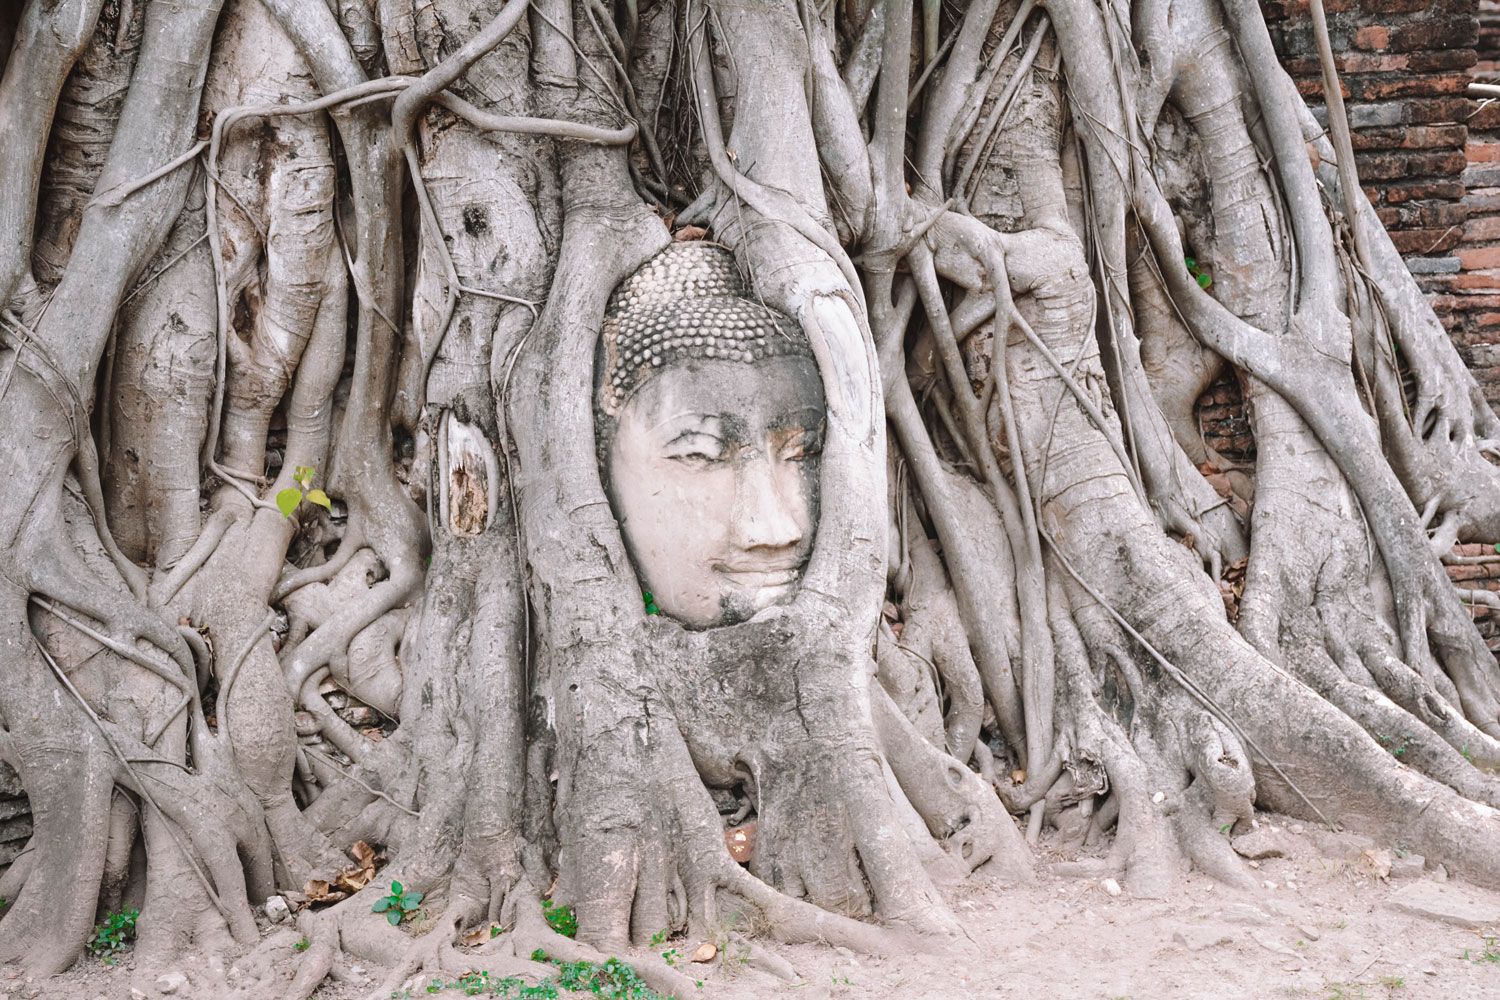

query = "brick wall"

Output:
[[1196, 0, 1500, 650], [1461, 1, 1500, 403], [1199, 0, 1487, 454]]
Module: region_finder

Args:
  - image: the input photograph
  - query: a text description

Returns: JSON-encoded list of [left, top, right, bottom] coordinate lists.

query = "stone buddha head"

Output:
[[596, 242, 825, 628]]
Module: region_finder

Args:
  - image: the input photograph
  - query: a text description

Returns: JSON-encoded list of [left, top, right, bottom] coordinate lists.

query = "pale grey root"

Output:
[[0, 2, 1498, 998]]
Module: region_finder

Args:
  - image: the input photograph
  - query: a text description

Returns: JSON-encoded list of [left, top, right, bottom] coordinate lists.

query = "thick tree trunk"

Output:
[[3, 0, 1500, 996]]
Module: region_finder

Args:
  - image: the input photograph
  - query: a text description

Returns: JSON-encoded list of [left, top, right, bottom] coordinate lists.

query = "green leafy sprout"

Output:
[[1184, 256, 1213, 290], [418, 953, 662, 999], [1378, 732, 1414, 759], [88, 907, 140, 963], [542, 898, 578, 938], [294, 936, 311, 952], [276, 464, 333, 518], [642, 592, 661, 616], [1464, 935, 1500, 964], [373, 880, 424, 926]]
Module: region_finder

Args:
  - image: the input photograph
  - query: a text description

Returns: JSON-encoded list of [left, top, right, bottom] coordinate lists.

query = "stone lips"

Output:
[[596, 242, 813, 417]]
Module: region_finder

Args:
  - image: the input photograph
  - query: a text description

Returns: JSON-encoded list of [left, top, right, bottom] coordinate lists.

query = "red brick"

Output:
[[1392, 227, 1465, 253], [1390, 18, 1479, 52], [1346, 75, 1470, 101], [1407, 97, 1472, 124], [1351, 124, 1467, 150], [1356, 150, 1469, 180], [1408, 49, 1478, 73], [1454, 262, 1500, 285], [1472, 103, 1500, 131], [1464, 187, 1500, 211], [1467, 216, 1500, 242], [1384, 181, 1467, 203]]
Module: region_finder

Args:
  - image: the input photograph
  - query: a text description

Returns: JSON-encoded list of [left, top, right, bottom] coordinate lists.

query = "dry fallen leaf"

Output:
[[725, 821, 755, 864], [303, 878, 348, 905], [690, 942, 717, 963], [461, 925, 496, 947], [332, 839, 383, 892], [1361, 847, 1393, 880]]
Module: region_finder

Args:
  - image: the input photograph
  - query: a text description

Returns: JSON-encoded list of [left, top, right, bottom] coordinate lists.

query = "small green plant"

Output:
[[1462, 743, 1475, 763], [373, 880, 424, 926], [88, 907, 140, 963], [276, 464, 333, 518], [1465, 936, 1500, 963], [541, 898, 577, 938], [293, 936, 310, 952], [1184, 256, 1213, 290], [421, 951, 660, 998], [1378, 733, 1414, 759], [642, 591, 661, 616], [550, 953, 661, 999], [660, 947, 679, 967]]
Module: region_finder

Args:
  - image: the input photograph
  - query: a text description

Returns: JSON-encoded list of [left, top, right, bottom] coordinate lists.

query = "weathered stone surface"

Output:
[[264, 894, 291, 923], [1387, 882, 1500, 928], [1171, 927, 1236, 952], [1306, 828, 1377, 862], [155, 972, 188, 995], [1390, 852, 1427, 880], [1231, 826, 1297, 860]]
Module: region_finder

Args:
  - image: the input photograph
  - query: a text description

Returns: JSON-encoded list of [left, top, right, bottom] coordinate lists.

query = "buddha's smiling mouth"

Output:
[[716, 566, 801, 589]]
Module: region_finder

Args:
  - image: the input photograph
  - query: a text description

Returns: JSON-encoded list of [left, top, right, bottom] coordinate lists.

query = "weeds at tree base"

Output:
[[1320, 973, 1405, 999], [87, 908, 139, 964], [541, 898, 578, 938], [405, 951, 663, 999], [1463, 935, 1500, 963], [374, 880, 425, 925]]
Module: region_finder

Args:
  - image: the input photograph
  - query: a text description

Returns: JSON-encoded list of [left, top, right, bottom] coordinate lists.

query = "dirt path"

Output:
[[10, 814, 1500, 1000]]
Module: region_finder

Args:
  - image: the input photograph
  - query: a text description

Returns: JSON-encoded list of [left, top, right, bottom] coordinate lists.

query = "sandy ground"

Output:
[[10, 813, 1500, 1000]]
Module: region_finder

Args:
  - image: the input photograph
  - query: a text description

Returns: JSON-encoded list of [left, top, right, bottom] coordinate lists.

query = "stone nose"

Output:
[[731, 452, 804, 553]]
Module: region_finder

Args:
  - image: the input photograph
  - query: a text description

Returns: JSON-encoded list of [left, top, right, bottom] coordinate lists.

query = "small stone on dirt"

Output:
[[1387, 881, 1500, 928], [1231, 826, 1293, 860], [1215, 902, 1271, 926], [1101, 878, 1122, 897], [1171, 927, 1235, 952], [1390, 852, 1425, 879], [690, 942, 717, 963], [1308, 829, 1376, 861], [1361, 848, 1393, 879], [265, 894, 291, 923], [1251, 932, 1299, 957], [156, 972, 187, 995]]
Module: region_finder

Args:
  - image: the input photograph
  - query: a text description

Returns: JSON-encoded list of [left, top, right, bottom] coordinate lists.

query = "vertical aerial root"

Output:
[[871, 685, 1031, 882], [0, 739, 115, 974]]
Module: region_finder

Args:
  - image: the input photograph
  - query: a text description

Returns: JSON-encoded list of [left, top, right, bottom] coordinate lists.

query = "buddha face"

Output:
[[604, 355, 825, 628]]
